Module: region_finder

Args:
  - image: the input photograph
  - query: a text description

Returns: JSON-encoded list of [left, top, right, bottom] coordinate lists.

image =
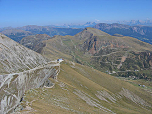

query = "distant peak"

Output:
[[75, 27, 109, 40]]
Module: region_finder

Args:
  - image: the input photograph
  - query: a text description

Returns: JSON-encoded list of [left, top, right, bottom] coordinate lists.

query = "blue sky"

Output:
[[0, 0, 152, 27]]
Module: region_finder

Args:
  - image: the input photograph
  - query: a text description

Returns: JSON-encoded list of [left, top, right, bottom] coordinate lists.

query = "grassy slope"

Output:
[[20, 61, 152, 114], [41, 28, 152, 62], [39, 28, 152, 79], [41, 36, 73, 60]]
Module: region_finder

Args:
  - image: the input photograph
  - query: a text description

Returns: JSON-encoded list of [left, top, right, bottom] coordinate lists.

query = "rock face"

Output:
[[0, 63, 60, 114], [0, 34, 60, 114]]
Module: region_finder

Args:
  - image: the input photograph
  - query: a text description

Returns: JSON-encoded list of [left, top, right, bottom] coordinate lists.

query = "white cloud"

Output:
[[95, 19, 100, 22]]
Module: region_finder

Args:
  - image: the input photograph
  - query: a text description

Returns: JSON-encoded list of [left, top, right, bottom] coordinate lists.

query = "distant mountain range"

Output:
[[0, 25, 83, 42], [0, 29, 34, 42], [0, 22, 96, 42], [50, 20, 152, 28], [117, 20, 152, 26], [51, 22, 97, 28], [0, 21, 152, 45], [53, 20, 152, 28], [93, 23, 152, 44]]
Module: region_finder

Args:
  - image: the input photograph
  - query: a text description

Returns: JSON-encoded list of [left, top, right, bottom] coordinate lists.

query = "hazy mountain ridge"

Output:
[[0, 29, 34, 42], [118, 20, 152, 26], [1, 22, 152, 45], [52, 22, 97, 28], [93, 23, 152, 44], [0, 25, 83, 42]]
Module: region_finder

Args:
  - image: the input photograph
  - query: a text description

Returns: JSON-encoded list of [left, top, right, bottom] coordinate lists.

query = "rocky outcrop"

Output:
[[0, 62, 60, 114], [119, 88, 151, 107]]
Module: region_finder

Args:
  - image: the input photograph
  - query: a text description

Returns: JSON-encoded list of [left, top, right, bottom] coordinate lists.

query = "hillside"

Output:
[[0, 33, 51, 74], [0, 34, 60, 113], [31, 27, 152, 80], [19, 61, 152, 114], [0, 31, 152, 114], [93, 23, 152, 44]]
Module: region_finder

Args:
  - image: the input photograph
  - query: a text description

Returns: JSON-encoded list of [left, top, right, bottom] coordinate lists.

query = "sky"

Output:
[[0, 0, 152, 27]]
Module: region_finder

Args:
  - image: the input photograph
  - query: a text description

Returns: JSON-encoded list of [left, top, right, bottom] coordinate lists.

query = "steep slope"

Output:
[[0, 33, 49, 74], [0, 34, 60, 114], [93, 23, 152, 44], [20, 61, 152, 114], [37, 27, 152, 79]]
